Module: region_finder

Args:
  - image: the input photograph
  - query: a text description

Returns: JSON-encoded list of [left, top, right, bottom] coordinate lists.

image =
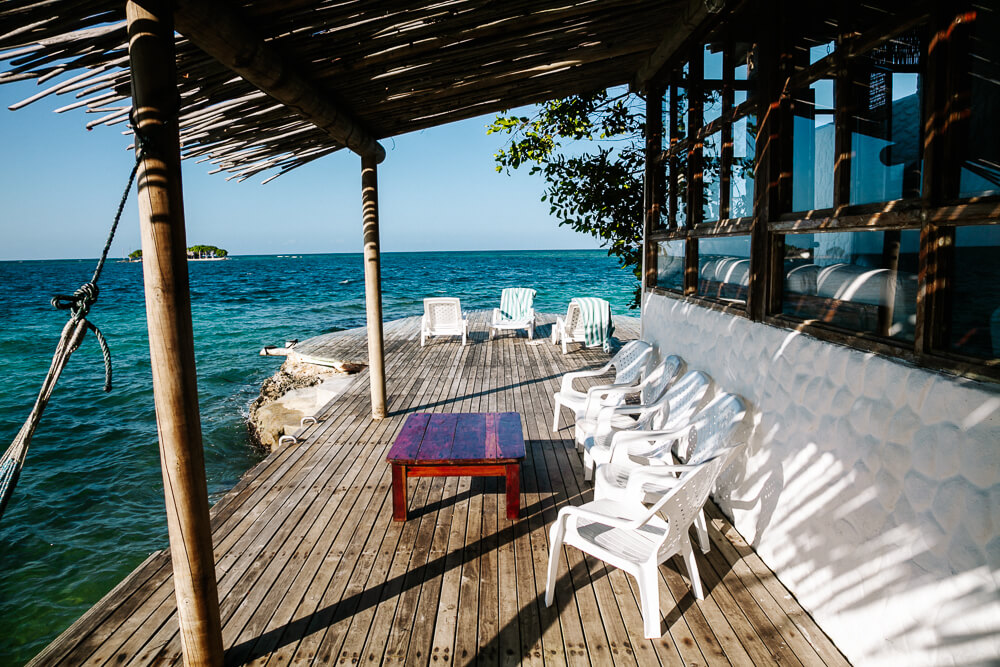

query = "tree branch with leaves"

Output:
[[487, 89, 646, 307]]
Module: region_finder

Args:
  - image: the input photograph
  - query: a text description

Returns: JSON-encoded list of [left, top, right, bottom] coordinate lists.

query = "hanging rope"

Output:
[[0, 149, 142, 522]]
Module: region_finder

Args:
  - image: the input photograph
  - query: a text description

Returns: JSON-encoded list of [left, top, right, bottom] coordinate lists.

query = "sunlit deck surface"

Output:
[[33, 311, 849, 666]]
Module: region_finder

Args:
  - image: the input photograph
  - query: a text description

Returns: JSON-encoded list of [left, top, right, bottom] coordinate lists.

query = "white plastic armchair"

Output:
[[572, 354, 684, 452], [594, 393, 748, 553], [420, 297, 469, 346], [551, 301, 585, 354], [580, 368, 710, 480], [544, 453, 730, 638], [489, 287, 537, 340], [550, 340, 653, 432]]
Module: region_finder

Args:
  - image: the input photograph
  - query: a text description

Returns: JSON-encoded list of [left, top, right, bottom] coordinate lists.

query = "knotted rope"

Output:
[[0, 150, 142, 521]]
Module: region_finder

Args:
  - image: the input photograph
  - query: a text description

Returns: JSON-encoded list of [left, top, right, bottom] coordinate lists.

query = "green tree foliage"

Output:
[[187, 245, 228, 257], [487, 89, 645, 307], [128, 249, 142, 260]]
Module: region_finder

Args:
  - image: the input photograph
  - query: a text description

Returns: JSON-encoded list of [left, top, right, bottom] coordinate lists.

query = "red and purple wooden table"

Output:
[[387, 412, 525, 521]]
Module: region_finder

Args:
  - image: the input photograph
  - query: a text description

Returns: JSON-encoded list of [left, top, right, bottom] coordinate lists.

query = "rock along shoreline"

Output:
[[248, 351, 364, 451]]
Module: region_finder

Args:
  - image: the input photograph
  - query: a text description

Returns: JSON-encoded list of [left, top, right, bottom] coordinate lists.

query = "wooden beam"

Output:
[[164, 0, 386, 163], [361, 154, 387, 419], [126, 2, 224, 666], [643, 86, 664, 292], [632, 0, 708, 90]]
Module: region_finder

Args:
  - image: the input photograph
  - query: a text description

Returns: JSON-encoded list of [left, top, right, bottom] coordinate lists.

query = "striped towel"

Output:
[[499, 287, 536, 321], [573, 297, 614, 350]]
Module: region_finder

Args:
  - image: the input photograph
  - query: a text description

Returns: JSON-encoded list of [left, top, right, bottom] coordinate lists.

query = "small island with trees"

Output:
[[128, 245, 229, 261]]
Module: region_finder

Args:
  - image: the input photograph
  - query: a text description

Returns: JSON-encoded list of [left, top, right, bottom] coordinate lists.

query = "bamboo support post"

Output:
[[126, 3, 224, 666], [361, 154, 387, 419]]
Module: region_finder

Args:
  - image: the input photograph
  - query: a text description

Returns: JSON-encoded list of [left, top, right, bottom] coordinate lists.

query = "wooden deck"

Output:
[[31, 311, 849, 666]]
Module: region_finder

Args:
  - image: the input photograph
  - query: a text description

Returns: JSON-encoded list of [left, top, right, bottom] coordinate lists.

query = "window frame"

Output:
[[643, 1, 1000, 382]]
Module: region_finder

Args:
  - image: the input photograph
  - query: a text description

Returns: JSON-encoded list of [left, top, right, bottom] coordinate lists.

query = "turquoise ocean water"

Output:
[[0, 250, 636, 665]]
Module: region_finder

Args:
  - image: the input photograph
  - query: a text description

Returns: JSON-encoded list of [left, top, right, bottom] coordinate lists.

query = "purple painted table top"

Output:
[[387, 413, 525, 465]]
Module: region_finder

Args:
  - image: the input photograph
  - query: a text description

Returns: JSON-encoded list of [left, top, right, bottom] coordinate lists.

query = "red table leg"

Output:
[[505, 463, 520, 520], [391, 464, 407, 521]]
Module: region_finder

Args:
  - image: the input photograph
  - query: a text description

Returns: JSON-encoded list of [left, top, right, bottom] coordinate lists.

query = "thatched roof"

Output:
[[0, 0, 706, 181]]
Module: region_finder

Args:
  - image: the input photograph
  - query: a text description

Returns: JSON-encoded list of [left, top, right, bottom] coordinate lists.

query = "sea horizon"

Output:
[[0, 246, 613, 264]]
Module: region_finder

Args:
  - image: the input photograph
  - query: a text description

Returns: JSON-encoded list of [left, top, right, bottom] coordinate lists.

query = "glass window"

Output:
[[667, 148, 688, 228], [781, 229, 920, 341], [698, 236, 751, 305], [731, 114, 756, 218], [661, 88, 670, 152], [950, 225, 1000, 358], [657, 240, 686, 291], [704, 46, 724, 125], [959, 4, 1000, 197], [849, 32, 925, 205], [792, 79, 835, 211], [810, 40, 835, 65], [703, 131, 722, 223]]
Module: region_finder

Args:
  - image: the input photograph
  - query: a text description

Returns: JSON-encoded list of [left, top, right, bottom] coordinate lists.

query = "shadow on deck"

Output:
[[31, 311, 849, 666]]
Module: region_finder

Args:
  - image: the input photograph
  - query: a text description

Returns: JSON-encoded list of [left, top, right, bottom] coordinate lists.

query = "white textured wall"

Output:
[[642, 292, 1000, 666]]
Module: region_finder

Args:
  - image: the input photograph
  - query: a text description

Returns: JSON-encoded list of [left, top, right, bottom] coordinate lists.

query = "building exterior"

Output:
[[639, 3, 999, 663]]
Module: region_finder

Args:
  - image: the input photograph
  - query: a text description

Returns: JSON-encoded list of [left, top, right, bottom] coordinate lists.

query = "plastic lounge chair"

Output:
[[420, 297, 469, 346], [550, 340, 653, 432], [580, 368, 710, 481], [593, 393, 748, 556], [572, 354, 684, 452], [551, 300, 584, 353], [489, 287, 536, 340], [552, 298, 614, 354], [544, 452, 733, 638]]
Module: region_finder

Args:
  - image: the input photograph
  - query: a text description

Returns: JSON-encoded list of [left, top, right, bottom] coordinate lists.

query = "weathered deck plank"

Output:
[[30, 310, 849, 667]]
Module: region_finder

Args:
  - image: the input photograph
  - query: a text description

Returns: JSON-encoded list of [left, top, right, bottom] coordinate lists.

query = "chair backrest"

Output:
[[563, 300, 584, 333], [609, 340, 653, 385], [423, 297, 462, 329], [642, 369, 711, 431], [650, 454, 728, 562], [500, 288, 535, 320], [681, 393, 748, 465], [638, 355, 683, 405]]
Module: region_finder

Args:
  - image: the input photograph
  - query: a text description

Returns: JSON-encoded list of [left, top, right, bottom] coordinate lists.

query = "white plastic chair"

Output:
[[544, 452, 731, 638], [593, 393, 748, 555], [550, 340, 653, 432], [580, 368, 711, 481], [573, 354, 684, 451], [551, 301, 586, 354], [489, 287, 536, 340], [420, 297, 468, 346]]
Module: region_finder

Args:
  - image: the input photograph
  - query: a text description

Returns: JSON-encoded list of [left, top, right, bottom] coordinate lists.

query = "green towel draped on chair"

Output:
[[500, 288, 536, 321], [573, 297, 614, 351]]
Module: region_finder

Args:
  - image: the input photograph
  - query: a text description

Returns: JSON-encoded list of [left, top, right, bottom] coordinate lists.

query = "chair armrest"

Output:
[[556, 502, 647, 531], [559, 363, 613, 393], [623, 465, 692, 499], [607, 427, 689, 461]]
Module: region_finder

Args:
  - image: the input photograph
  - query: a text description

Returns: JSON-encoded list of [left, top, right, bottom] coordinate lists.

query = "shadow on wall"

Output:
[[644, 295, 1000, 665]]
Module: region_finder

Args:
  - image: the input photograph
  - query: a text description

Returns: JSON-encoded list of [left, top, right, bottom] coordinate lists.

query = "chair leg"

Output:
[[583, 451, 593, 481], [636, 566, 663, 638], [545, 519, 567, 607], [681, 538, 705, 600], [695, 510, 710, 553], [551, 397, 562, 431], [562, 338, 568, 355]]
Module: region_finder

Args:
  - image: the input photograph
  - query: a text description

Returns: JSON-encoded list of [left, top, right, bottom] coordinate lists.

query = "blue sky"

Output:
[[0, 80, 602, 261]]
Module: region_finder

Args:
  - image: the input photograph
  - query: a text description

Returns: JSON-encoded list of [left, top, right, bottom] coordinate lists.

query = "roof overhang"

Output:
[[0, 0, 710, 181]]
